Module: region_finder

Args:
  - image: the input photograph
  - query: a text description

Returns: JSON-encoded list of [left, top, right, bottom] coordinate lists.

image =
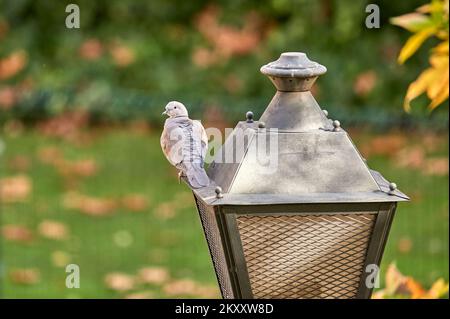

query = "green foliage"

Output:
[[0, 0, 448, 127]]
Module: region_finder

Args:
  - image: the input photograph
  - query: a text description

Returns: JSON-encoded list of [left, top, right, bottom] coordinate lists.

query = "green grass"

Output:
[[0, 128, 448, 298]]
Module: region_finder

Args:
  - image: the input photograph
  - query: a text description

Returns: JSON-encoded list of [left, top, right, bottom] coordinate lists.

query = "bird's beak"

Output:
[[162, 110, 167, 116]]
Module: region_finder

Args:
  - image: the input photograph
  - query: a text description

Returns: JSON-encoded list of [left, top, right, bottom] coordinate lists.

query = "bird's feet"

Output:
[[178, 171, 185, 184]]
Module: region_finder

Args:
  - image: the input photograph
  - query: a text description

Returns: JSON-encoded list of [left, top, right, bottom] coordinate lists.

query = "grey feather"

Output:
[[161, 112, 209, 189]]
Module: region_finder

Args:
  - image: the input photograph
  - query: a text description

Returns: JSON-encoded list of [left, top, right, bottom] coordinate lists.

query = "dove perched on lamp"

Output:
[[160, 101, 210, 189]]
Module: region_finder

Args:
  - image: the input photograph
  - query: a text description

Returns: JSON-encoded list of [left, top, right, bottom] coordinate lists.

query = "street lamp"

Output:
[[190, 52, 409, 299]]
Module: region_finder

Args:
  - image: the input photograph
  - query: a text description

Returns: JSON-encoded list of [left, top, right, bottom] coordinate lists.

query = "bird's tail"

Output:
[[184, 162, 210, 189]]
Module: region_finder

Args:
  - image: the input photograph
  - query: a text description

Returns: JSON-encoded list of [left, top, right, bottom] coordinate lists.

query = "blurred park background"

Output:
[[0, 0, 448, 298]]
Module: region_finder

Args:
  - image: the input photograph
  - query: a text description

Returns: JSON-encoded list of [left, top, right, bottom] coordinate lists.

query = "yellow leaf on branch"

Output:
[[393, 0, 449, 111], [390, 13, 431, 33], [398, 27, 437, 64], [404, 67, 437, 112]]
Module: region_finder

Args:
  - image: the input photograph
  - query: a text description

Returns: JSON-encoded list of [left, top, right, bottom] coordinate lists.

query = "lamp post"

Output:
[[190, 52, 409, 299]]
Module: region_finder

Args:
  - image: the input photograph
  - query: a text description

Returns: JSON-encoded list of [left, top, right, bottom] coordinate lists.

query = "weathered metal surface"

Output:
[[260, 52, 327, 91], [194, 191, 408, 206], [260, 91, 332, 131], [207, 121, 256, 193], [229, 130, 380, 195], [189, 51, 408, 299]]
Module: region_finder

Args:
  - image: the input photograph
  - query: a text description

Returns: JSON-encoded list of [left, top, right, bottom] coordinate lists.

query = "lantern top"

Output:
[[260, 52, 327, 92], [260, 52, 327, 78], [192, 52, 409, 206]]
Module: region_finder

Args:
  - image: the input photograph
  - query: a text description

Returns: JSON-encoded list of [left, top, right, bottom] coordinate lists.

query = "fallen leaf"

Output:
[[122, 194, 149, 212], [423, 157, 449, 176], [63, 192, 117, 216], [104, 273, 135, 291], [110, 43, 135, 67], [162, 279, 198, 296], [192, 47, 219, 68], [79, 38, 103, 60], [394, 146, 425, 169], [38, 220, 69, 240], [397, 237, 413, 254], [0, 86, 17, 110], [37, 111, 89, 142], [154, 202, 177, 220], [0, 50, 27, 80], [37, 146, 63, 165], [124, 291, 155, 299], [361, 134, 407, 158], [422, 133, 445, 152], [1, 224, 33, 243], [192, 5, 267, 66], [8, 155, 31, 171], [162, 279, 219, 298], [69, 159, 98, 177], [0, 175, 32, 203], [138, 267, 170, 285], [51, 251, 71, 267], [353, 70, 377, 96], [193, 285, 220, 298], [9, 268, 40, 285]]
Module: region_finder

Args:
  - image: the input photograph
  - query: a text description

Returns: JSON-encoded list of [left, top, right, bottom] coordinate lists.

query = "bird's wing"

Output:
[[161, 122, 184, 166], [192, 120, 208, 161]]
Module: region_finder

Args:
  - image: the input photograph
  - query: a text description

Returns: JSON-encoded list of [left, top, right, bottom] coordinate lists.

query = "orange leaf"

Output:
[[0, 175, 32, 203], [406, 277, 426, 298], [9, 268, 40, 285], [384, 263, 407, 295], [104, 273, 136, 291], [138, 267, 170, 285], [0, 50, 28, 80]]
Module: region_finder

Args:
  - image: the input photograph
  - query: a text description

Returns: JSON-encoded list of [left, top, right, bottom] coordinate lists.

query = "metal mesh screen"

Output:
[[194, 195, 234, 299], [237, 213, 376, 299]]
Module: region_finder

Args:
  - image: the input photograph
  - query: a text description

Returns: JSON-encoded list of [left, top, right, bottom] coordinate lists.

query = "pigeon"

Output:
[[160, 101, 210, 189]]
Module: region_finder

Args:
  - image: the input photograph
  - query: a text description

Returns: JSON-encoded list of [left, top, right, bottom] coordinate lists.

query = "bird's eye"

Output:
[[174, 106, 177, 109]]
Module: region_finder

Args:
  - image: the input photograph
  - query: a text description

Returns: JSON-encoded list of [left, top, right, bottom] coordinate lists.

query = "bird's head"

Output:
[[162, 101, 188, 118]]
